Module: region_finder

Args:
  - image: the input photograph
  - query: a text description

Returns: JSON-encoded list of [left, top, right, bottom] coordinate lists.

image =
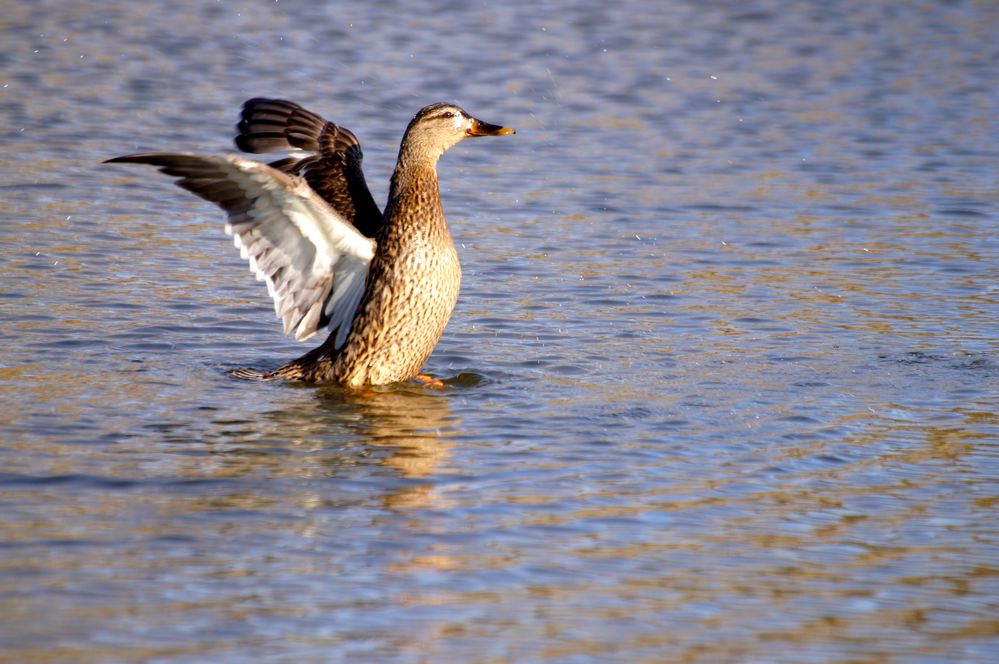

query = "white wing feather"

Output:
[[113, 152, 375, 346]]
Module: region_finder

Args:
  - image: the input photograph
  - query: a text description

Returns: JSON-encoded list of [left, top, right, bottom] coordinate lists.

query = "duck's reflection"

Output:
[[173, 378, 464, 515], [324, 384, 457, 510]]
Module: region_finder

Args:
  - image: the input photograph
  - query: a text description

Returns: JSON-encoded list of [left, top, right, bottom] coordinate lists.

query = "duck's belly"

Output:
[[334, 240, 461, 387]]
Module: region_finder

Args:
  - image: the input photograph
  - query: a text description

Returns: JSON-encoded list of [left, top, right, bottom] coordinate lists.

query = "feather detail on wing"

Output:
[[104, 152, 375, 346], [234, 98, 384, 238]]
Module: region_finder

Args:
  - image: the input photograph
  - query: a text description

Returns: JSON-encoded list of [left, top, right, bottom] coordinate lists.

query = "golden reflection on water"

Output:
[[333, 386, 456, 510], [184, 384, 457, 511], [0, 364, 459, 526]]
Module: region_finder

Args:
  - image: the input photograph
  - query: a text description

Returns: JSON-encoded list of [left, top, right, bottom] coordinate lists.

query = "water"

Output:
[[2, 0, 997, 661]]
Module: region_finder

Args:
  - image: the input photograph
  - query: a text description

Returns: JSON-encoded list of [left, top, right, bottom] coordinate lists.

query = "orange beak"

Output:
[[467, 118, 516, 137]]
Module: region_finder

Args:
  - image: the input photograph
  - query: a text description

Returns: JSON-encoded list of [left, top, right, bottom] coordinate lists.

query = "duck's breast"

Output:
[[335, 221, 461, 386]]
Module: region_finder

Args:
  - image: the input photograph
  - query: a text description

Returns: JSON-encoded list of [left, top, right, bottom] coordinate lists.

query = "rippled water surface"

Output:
[[2, 0, 998, 661]]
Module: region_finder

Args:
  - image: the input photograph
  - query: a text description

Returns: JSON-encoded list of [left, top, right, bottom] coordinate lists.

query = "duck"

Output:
[[106, 98, 515, 387]]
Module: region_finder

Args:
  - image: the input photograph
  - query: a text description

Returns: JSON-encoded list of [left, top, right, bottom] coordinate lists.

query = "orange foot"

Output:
[[414, 374, 447, 390]]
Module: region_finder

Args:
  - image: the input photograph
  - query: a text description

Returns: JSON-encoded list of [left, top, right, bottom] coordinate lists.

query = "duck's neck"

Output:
[[385, 143, 444, 226]]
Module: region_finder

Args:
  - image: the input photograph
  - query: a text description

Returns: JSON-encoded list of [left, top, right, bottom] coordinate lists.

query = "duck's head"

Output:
[[402, 103, 515, 159]]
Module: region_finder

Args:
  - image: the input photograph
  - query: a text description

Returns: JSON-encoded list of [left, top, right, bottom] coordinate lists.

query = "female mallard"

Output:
[[106, 98, 514, 387]]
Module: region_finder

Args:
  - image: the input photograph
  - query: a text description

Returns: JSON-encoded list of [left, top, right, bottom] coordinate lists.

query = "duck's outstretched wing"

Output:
[[234, 98, 383, 239], [105, 152, 374, 347]]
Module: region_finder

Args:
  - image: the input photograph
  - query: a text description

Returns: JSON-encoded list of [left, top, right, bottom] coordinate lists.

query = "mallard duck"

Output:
[[106, 98, 514, 387]]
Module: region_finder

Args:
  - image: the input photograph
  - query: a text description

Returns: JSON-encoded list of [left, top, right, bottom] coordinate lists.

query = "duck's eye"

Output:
[[441, 111, 455, 119]]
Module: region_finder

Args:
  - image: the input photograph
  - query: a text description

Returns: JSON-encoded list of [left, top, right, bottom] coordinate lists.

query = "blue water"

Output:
[[1, 0, 997, 661]]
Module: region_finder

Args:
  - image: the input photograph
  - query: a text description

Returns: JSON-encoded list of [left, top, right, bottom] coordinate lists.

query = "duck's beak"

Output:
[[467, 118, 516, 137]]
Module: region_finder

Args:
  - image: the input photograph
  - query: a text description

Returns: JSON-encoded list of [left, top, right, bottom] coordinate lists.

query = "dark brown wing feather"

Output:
[[235, 98, 383, 238]]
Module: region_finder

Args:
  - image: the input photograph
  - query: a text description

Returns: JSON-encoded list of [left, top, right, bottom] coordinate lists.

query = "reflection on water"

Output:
[[1, 0, 998, 660], [326, 385, 456, 510]]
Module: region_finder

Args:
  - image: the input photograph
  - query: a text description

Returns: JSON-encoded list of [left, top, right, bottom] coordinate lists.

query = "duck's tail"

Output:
[[228, 337, 338, 382], [227, 361, 314, 382], [227, 367, 278, 381]]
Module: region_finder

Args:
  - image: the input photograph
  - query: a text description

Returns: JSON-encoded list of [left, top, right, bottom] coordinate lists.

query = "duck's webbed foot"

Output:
[[414, 374, 447, 390]]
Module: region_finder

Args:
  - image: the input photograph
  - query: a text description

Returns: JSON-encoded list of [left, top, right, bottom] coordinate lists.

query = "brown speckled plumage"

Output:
[[106, 99, 514, 387]]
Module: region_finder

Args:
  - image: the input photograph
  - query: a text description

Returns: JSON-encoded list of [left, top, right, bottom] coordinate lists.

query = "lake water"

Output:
[[1, 0, 997, 661]]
